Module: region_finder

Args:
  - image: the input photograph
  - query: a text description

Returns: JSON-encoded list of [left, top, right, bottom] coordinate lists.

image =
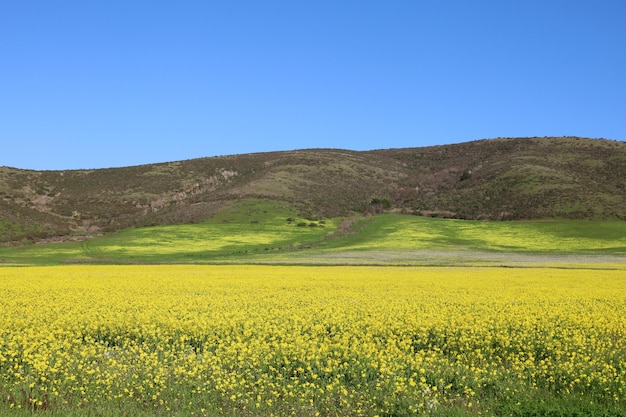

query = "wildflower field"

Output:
[[1, 265, 625, 416]]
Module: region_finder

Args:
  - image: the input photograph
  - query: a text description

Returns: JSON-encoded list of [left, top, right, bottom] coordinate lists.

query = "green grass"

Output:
[[1, 395, 624, 417], [320, 214, 626, 253], [0, 199, 338, 265], [1, 209, 625, 266]]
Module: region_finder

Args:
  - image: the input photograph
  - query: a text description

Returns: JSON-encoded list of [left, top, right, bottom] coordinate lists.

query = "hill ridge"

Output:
[[1, 136, 625, 244]]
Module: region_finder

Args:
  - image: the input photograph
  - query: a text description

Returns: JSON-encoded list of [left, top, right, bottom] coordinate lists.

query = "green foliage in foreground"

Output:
[[1, 205, 625, 265], [0, 398, 624, 417]]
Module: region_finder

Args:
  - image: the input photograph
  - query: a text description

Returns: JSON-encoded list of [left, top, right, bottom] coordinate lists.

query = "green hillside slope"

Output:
[[1, 201, 624, 266]]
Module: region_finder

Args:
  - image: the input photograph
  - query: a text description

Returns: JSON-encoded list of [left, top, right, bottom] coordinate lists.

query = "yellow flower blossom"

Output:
[[0, 265, 624, 415]]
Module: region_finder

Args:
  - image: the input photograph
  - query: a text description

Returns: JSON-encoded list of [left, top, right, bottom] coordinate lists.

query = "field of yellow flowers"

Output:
[[1, 265, 625, 416]]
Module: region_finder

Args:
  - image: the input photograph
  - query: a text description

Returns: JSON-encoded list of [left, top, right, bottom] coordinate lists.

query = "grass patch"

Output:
[[1, 212, 625, 265], [321, 214, 626, 254], [0, 199, 338, 265]]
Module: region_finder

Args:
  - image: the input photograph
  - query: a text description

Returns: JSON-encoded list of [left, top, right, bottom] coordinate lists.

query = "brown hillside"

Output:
[[1, 137, 624, 243]]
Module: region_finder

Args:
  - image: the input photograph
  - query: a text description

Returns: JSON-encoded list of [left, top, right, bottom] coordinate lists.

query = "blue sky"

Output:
[[2, 1, 625, 170]]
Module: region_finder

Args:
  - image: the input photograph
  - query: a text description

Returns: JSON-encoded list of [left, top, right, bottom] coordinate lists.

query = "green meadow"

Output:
[[0, 200, 334, 264], [321, 214, 626, 253], [1, 199, 625, 266]]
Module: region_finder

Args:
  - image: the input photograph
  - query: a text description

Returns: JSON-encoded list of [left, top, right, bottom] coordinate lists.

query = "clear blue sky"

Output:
[[2, 1, 625, 170]]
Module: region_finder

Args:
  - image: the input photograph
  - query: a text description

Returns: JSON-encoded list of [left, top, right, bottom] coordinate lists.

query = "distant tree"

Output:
[[370, 198, 392, 214]]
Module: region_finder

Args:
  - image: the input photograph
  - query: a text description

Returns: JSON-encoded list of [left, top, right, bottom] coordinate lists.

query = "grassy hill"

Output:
[[1, 199, 625, 266], [1, 136, 625, 244]]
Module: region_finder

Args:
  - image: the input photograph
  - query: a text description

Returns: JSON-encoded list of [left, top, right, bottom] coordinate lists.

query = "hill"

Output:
[[1, 136, 625, 244]]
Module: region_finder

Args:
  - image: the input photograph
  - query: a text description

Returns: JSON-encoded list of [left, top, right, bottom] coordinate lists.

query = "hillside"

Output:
[[1, 137, 625, 244]]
